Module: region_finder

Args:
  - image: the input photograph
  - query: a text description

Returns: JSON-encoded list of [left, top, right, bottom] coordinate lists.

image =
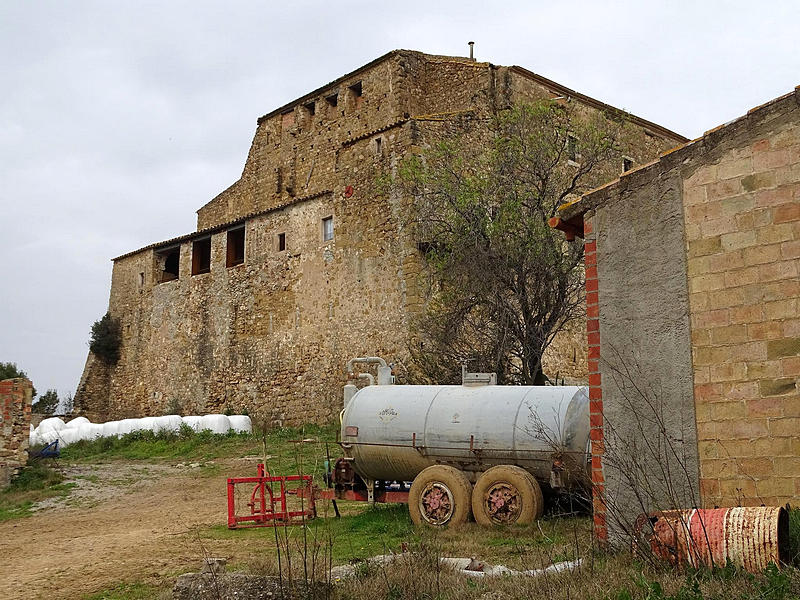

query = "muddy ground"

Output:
[[0, 458, 266, 599]]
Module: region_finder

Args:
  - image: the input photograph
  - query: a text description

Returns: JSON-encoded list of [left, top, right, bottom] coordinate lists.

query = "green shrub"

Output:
[[89, 312, 121, 364]]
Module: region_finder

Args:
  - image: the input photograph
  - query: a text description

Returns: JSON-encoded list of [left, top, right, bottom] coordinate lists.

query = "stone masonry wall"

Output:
[[682, 93, 800, 507], [0, 378, 33, 487], [76, 51, 682, 423]]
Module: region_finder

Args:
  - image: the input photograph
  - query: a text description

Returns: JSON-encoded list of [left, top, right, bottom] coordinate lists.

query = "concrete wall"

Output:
[[75, 51, 681, 423], [585, 168, 700, 544], [0, 378, 33, 487]]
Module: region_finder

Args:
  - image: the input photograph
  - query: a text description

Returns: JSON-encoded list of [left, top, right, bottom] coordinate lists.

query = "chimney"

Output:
[[468, 41, 475, 61]]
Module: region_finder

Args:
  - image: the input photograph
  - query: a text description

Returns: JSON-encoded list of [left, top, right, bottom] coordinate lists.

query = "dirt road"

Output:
[[0, 459, 256, 599]]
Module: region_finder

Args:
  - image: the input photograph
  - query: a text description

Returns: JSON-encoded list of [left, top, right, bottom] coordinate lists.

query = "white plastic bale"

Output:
[[65, 416, 90, 429], [138, 417, 156, 432], [102, 421, 120, 437], [116, 419, 137, 436], [181, 415, 202, 433], [29, 424, 39, 447], [58, 428, 81, 447], [38, 429, 60, 446], [199, 414, 232, 434], [154, 415, 182, 433], [38, 417, 66, 433], [78, 423, 103, 441], [228, 415, 252, 434]]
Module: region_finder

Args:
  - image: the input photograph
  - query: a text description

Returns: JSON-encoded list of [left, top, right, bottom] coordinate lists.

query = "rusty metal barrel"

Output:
[[642, 506, 789, 572]]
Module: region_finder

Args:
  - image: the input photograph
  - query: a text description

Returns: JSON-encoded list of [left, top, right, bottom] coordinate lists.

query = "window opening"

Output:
[[192, 237, 212, 275], [138, 272, 145, 287], [304, 101, 315, 116], [567, 134, 578, 163], [322, 216, 334, 242], [348, 81, 362, 97], [375, 136, 382, 155], [622, 157, 634, 172], [325, 93, 338, 107], [277, 232, 286, 252], [226, 227, 245, 267], [155, 246, 180, 283]]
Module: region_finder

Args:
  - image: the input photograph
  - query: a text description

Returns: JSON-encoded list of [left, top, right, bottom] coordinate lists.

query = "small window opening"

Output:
[[191, 237, 212, 275], [304, 101, 315, 116], [348, 81, 362, 97], [156, 246, 180, 283], [138, 272, 145, 287], [567, 134, 578, 163], [325, 93, 338, 107], [322, 216, 334, 242], [375, 136, 382, 155], [622, 157, 634, 172], [226, 227, 245, 267], [277, 232, 286, 252]]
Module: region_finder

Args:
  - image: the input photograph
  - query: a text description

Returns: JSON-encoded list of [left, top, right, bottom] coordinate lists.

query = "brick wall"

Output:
[[0, 378, 33, 487], [683, 99, 800, 507]]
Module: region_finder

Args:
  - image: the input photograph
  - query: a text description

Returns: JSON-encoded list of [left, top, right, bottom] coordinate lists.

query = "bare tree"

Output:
[[401, 100, 628, 384]]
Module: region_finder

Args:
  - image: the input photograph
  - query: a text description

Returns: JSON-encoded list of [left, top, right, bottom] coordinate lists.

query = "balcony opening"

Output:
[[155, 246, 180, 283], [191, 237, 212, 275], [226, 227, 245, 267]]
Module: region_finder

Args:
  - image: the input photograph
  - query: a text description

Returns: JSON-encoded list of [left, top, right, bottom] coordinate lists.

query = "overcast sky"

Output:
[[1, 0, 798, 400]]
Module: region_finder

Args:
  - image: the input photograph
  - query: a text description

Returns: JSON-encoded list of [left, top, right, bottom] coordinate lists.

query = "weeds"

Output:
[[0, 461, 74, 521]]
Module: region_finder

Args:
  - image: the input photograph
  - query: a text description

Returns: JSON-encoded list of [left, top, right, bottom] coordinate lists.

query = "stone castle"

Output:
[[74, 50, 685, 424]]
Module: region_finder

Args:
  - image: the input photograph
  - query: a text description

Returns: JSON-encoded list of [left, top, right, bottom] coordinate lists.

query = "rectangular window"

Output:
[[191, 237, 212, 275], [375, 136, 382, 155], [567, 134, 578, 163], [277, 232, 286, 252], [322, 216, 334, 242], [155, 246, 180, 283], [226, 227, 245, 267], [325, 92, 338, 107]]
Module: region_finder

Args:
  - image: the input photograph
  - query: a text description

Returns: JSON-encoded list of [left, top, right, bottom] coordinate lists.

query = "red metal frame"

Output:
[[227, 464, 316, 529]]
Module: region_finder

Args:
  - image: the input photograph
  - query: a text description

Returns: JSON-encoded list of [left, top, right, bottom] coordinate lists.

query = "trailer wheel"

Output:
[[408, 465, 472, 528], [472, 465, 543, 526]]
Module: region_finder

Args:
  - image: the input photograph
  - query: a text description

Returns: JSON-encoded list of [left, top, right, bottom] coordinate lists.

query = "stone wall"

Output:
[[76, 50, 682, 423], [0, 378, 33, 487]]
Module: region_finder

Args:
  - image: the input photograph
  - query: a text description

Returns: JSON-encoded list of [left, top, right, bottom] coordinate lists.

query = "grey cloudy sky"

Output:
[[1, 0, 798, 400]]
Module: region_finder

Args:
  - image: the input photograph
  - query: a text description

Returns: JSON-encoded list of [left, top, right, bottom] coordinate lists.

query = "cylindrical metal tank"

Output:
[[341, 385, 589, 487]]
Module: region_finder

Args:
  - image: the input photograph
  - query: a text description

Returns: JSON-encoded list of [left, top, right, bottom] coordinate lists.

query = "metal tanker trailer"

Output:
[[330, 357, 591, 528]]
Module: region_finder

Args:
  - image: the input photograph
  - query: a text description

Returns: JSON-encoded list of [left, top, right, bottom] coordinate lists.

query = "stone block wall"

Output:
[[0, 378, 33, 487], [683, 95, 800, 507], [76, 50, 682, 423]]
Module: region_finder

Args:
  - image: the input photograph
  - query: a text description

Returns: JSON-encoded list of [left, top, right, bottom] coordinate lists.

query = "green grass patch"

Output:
[[789, 507, 800, 566], [202, 503, 415, 563], [82, 582, 166, 599], [0, 461, 75, 521]]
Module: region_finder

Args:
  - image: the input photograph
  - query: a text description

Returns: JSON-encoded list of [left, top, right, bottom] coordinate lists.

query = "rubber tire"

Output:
[[408, 465, 473, 528], [472, 465, 544, 527]]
